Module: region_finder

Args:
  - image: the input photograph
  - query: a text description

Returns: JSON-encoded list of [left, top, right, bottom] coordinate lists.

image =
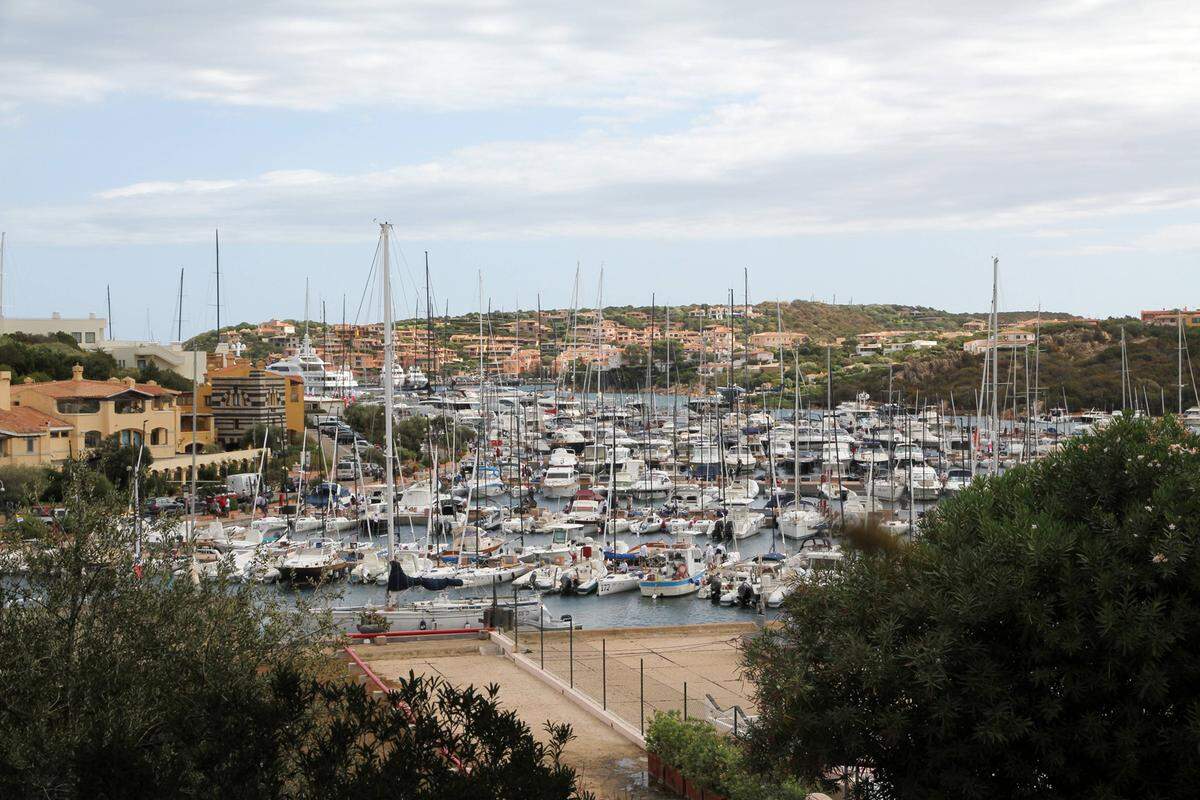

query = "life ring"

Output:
[[418, 619, 428, 631]]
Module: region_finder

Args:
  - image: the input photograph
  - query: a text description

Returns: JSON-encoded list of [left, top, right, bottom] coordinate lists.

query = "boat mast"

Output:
[[380, 223, 397, 564], [176, 268, 185, 342], [0, 231, 5, 322], [792, 349, 799, 499], [424, 252, 433, 391], [475, 272, 484, 564], [1179, 310, 1185, 415], [215, 229, 221, 334], [648, 293, 655, 421], [989, 257, 1000, 476]]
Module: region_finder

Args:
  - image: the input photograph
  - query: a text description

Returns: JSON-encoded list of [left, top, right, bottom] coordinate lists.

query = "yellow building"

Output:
[[176, 388, 216, 454], [10, 365, 180, 460], [0, 371, 74, 466]]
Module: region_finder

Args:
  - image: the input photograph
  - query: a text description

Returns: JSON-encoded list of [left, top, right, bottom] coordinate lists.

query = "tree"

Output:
[[0, 465, 52, 508], [0, 463, 589, 799], [86, 433, 152, 492], [744, 415, 1200, 799]]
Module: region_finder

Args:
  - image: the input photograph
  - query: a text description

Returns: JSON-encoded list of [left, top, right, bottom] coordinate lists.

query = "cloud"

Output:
[[2, 1, 1200, 246]]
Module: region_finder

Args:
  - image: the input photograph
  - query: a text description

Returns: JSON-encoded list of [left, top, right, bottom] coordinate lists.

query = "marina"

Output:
[[90, 231, 1200, 637]]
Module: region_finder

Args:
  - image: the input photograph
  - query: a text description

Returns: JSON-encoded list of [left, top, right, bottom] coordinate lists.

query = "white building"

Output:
[[89, 340, 207, 383], [0, 313, 106, 344]]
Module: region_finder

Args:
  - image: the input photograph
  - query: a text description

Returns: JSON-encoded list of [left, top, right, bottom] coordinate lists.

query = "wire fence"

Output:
[[501, 613, 753, 737]]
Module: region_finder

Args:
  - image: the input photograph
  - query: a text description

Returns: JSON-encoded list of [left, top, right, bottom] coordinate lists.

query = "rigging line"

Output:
[[386, 227, 420, 319], [351, 234, 385, 326]]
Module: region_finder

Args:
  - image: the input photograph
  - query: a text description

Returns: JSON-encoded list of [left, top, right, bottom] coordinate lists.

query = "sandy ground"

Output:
[[358, 637, 660, 799], [525, 623, 759, 731]]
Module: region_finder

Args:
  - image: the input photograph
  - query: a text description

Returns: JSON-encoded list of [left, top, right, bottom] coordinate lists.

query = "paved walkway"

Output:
[[523, 623, 759, 731], [358, 637, 661, 799]]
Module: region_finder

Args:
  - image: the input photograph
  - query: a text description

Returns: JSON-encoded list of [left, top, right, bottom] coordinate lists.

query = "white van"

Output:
[[226, 473, 261, 498]]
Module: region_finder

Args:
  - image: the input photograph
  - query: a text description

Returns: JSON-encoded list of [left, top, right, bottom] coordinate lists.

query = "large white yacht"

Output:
[[266, 335, 357, 401]]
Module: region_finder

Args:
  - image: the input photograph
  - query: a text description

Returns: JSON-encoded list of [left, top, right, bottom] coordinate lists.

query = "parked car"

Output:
[[145, 496, 184, 516]]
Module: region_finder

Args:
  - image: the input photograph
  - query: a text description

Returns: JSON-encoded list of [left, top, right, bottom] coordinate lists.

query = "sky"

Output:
[[1, 0, 1198, 341]]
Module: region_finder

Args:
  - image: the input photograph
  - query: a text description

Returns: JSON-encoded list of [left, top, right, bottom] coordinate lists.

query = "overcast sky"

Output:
[[1, 0, 1198, 339]]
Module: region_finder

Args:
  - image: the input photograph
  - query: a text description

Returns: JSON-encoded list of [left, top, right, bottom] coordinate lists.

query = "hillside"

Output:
[[828, 320, 1196, 412]]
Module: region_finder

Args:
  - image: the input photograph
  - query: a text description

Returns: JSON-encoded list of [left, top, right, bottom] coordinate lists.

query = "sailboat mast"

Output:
[[647, 293, 655, 417], [215, 229, 221, 334], [107, 285, 113, 340], [1179, 311, 1185, 415], [989, 257, 1000, 476], [176, 268, 185, 341], [1033, 305, 1041, 420], [425, 252, 433, 390], [380, 224, 397, 560], [0, 231, 5, 322]]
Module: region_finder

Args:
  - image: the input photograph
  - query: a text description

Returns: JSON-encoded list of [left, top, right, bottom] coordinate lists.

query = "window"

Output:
[[56, 399, 101, 414], [84, 332, 96, 343], [71, 332, 83, 343], [150, 427, 169, 446], [26, 439, 34, 453], [84, 430, 102, 448], [117, 429, 143, 448], [114, 399, 145, 414]]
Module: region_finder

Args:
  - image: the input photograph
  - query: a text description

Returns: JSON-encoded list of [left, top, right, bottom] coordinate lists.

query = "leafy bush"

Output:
[[0, 464, 590, 800], [745, 414, 1200, 799], [646, 712, 810, 800]]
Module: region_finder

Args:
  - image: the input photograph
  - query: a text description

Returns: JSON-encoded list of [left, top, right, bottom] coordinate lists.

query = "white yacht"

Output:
[[540, 465, 580, 498], [906, 464, 942, 501], [266, 334, 358, 400]]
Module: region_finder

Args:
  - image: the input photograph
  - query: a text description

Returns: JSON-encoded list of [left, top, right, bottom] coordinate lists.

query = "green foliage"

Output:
[[0, 334, 118, 383], [241, 422, 288, 452], [86, 434, 152, 492], [344, 406, 475, 464], [184, 323, 280, 363], [0, 464, 588, 800], [646, 712, 810, 800], [131, 361, 192, 392], [833, 318, 1200, 410], [0, 465, 53, 507], [744, 415, 1200, 799]]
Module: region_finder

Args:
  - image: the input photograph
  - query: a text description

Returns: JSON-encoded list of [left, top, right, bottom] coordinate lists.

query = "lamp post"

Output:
[[560, 614, 574, 688]]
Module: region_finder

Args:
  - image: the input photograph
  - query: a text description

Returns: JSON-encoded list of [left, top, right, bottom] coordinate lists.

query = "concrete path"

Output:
[[359, 637, 664, 799]]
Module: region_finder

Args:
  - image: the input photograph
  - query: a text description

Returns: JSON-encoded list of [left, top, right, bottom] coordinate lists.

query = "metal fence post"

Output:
[[602, 638, 607, 710], [683, 681, 687, 720], [539, 614, 544, 669], [512, 587, 518, 650], [733, 707, 738, 738], [640, 658, 645, 736], [568, 618, 574, 688]]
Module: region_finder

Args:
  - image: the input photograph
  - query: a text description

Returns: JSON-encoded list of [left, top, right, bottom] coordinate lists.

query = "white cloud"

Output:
[[2, 1, 1200, 245]]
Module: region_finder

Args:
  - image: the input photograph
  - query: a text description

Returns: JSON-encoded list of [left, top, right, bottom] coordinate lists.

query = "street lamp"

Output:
[[560, 614, 574, 688]]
